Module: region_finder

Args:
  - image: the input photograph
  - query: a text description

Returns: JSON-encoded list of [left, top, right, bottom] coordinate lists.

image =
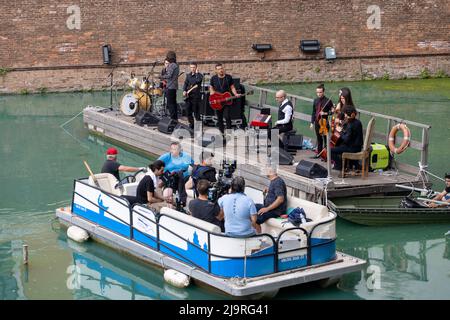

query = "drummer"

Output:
[[428, 173, 450, 207]]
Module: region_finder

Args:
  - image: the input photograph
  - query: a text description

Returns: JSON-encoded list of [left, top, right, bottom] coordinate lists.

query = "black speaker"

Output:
[[157, 117, 177, 134], [300, 40, 320, 53], [135, 110, 160, 126], [102, 44, 112, 65], [277, 148, 294, 165], [283, 134, 303, 151], [173, 122, 194, 138], [295, 160, 327, 178]]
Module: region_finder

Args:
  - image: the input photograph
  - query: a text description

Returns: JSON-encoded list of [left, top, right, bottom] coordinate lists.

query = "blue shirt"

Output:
[[158, 152, 194, 178], [218, 193, 257, 237]]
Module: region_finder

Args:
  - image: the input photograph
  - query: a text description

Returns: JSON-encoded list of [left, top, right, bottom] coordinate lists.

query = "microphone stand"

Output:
[[107, 60, 123, 110]]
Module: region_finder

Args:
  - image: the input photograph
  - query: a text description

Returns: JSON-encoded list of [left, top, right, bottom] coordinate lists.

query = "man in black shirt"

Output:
[[101, 147, 142, 181], [136, 160, 167, 211], [331, 105, 363, 171], [188, 179, 224, 232], [255, 167, 287, 233], [209, 63, 241, 134], [183, 62, 204, 128], [310, 84, 333, 155]]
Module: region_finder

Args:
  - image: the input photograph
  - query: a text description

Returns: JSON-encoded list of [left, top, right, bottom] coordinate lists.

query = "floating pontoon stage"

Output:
[[83, 106, 429, 202]]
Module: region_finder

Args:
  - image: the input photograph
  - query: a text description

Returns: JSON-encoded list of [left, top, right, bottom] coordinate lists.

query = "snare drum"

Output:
[[150, 87, 163, 96]]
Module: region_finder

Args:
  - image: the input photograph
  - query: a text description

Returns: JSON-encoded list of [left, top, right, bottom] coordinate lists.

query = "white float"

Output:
[[163, 269, 190, 288], [67, 225, 89, 243]]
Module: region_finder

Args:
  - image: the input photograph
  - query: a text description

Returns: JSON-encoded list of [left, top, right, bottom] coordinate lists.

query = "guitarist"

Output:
[[160, 51, 180, 121], [182, 62, 203, 129], [310, 84, 333, 157], [209, 63, 241, 134]]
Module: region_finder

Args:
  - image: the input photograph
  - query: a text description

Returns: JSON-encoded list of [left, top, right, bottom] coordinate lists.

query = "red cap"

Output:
[[106, 147, 118, 155]]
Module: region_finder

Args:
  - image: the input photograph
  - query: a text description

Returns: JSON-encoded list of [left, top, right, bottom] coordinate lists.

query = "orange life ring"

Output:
[[388, 123, 411, 154]]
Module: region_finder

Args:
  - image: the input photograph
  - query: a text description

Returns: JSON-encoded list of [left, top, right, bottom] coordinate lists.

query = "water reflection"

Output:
[[337, 222, 450, 299], [56, 232, 224, 300], [0, 241, 26, 300]]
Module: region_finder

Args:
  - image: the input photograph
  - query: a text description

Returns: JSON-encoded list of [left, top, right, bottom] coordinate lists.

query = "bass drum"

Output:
[[120, 92, 151, 116]]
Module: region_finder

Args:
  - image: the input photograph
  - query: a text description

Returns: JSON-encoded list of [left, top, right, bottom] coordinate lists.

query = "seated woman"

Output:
[[427, 173, 450, 207], [331, 106, 363, 171], [331, 87, 355, 134]]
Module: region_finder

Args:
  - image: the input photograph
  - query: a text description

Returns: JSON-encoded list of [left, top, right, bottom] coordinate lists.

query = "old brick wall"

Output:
[[0, 0, 449, 93]]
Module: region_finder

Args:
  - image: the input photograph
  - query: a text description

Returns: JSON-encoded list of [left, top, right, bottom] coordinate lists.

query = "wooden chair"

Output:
[[341, 117, 376, 179]]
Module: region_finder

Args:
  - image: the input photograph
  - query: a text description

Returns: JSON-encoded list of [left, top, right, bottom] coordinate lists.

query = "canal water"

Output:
[[0, 79, 449, 300]]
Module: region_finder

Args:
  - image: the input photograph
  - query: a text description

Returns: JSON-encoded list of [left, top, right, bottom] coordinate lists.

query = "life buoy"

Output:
[[388, 123, 411, 154]]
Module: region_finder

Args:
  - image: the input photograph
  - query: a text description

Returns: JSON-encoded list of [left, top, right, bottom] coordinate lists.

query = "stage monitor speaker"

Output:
[[173, 122, 194, 138], [157, 117, 177, 134], [283, 134, 303, 151], [135, 110, 160, 126], [295, 160, 327, 179], [276, 148, 294, 165]]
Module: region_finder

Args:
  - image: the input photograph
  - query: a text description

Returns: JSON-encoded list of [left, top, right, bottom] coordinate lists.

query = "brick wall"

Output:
[[0, 0, 449, 93]]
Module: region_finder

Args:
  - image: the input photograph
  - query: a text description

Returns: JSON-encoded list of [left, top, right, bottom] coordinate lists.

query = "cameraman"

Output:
[[185, 151, 217, 196], [188, 179, 224, 232], [218, 176, 258, 237], [136, 160, 167, 211], [158, 141, 194, 205]]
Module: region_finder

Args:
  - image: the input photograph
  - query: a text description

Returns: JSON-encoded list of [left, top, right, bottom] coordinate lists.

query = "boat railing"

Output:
[[244, 84, 431, 174], [73, 178, 337, 277]]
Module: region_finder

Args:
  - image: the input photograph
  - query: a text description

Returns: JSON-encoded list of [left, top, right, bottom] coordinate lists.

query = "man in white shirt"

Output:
[[275, 90, 294, 133]]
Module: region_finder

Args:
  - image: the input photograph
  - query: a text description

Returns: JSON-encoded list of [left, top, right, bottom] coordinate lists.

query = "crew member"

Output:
[[188, 179, 224, 232], [310, 84, 333, 155], [330, 105, 363, 171], [136, 160, 166, 211], [101, 147, 143, 181], [209, 63, 241, 134], [185, 151, 217, 196], [218, 176, 258, 237], [160, 51, 180, 121], [255, 167, 288, 234], [183, 62, 203, 128], [158, 141, 194, 205]]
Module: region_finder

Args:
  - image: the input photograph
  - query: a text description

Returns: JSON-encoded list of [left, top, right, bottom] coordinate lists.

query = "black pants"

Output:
[[331, 145, 361, 170], [255, 204, 282, 225], [215, 106, 232, 134], [269, 123, 293, 148], [314, 122, 328, 154], [185, 94, 201, 127], [166, 89, 178, 121]]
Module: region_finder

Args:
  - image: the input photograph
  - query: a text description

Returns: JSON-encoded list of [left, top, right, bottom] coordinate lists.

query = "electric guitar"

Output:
[[209, 90, 254, 111], [183, 84, 199, 101]]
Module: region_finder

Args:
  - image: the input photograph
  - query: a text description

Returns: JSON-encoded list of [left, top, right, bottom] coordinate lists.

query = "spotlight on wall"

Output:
[[252, 43, 272, 59], [300, 40, 320, 53], [102, 44, 112, 65], [325, 46, 337, 62]]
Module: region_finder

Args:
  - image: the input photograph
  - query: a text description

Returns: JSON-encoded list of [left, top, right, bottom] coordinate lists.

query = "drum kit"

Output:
[[120, 72, 166, 117]]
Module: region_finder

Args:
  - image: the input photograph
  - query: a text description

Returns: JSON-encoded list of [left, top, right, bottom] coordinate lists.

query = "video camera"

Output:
[[207, 160, 237, 202], [160, 171, 179, 190]]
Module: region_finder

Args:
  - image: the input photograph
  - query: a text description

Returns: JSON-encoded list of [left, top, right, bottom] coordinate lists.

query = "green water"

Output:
[[0, 79, 449, 300]]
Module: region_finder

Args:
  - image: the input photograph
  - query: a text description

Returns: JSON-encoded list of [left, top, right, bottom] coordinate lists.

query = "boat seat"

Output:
[[160, 207, 221, 234], [88, 173, 122, 196]]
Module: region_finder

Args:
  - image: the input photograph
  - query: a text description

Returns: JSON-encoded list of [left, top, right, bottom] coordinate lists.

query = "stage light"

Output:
[[102, 44, 112, 65], [300, 40, 320, 53]]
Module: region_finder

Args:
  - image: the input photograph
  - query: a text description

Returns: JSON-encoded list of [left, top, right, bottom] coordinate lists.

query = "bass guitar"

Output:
[[183, 84, 198, 101], [209, 90, 254, 111]]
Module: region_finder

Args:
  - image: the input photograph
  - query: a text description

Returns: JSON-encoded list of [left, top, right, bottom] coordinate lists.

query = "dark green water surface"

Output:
[[0, 79, 449, 299]]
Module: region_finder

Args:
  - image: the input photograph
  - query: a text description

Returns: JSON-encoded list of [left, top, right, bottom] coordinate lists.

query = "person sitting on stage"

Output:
[[136, 160, 166, 211], [274, 90, 294, 133], [185, 151, 217, 196], [188, 179, 224, 232], [310, 84, 333, 156], [209, 63, 241, 134], [101, 147, 143, 181], [428, 173, 450, 207], [158, 141, 194, 205], [254, 167, 287, 234], [332, 87, 355, 133], [330, 105, 363, 171], [218, 176, 258, 237], [183, 62, 204, 128], [160, 51, 180, 121]]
